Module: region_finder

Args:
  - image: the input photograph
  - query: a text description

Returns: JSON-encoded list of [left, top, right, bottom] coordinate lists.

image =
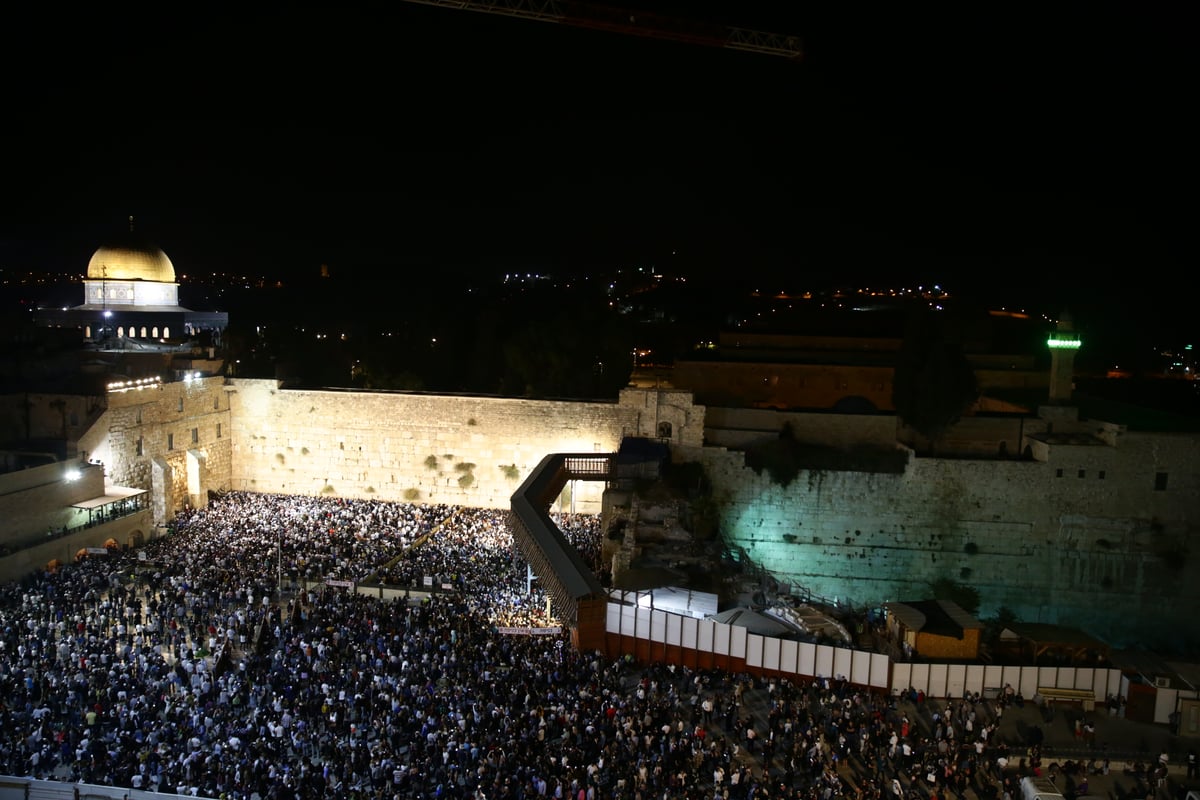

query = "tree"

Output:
[[928, 577, 980, 616], [893, 308, 980, 445]]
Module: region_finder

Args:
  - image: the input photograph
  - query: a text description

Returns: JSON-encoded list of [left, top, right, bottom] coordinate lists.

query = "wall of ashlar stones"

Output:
[[225, 381, 705, 513], [64, 373, 1199, 648], [77, 376, 233, 526], [683, 427, 1200, 649]]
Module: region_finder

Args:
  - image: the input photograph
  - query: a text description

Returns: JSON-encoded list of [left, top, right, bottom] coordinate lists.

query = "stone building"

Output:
[[32, 217, 228, 344]]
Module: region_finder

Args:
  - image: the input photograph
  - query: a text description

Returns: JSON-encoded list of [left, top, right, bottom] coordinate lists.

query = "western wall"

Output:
[[685, 434, 1199, 650], [79, 376, 1199, 650]]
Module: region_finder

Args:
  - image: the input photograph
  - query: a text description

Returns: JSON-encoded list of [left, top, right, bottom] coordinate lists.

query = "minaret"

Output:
[[1047, 313, 1081, 403]]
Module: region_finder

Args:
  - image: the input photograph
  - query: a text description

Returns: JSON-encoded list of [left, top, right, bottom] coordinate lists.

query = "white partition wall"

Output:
[[984, 665, 1005, 693], [815, 644, 835, 679], [799, 642, 817, 677], [697, 618, 714, 652], [966, 665, 985, 694], [928, 664, 949, 698], [601, 603, 1124, 699], [851, 649, 871, 686], [763, 636, 782, 673], [666, 613, 683, 647], [780, 640, 799, 675], [607, 602, 622, 632], [1036, 666, 1058, 694], [892, 662, 912, 695], [910, 663, 930, 694], [730, 625, 747, 658], [870, 653, 890, 689], [833, 647, 853, 682], [946, 664, 967, 698], [746, 634, 764, 668], [1003, 666, 1025, 696], [1019, 668, 1040, 700], [636, 607, 652, 639], [714, 622, 731, 656]]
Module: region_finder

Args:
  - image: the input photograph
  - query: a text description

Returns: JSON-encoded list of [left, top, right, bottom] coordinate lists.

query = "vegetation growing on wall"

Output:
[[928, 576, 980, 616], [321, 485, 335, 495], [500, 464, 520, 481], [454, 462, 476, 473], [892, 307, 981, 447], [424, 455, 439, 471], [744, 424, 802, 488], [275, 453, 285, 464], [458, 473, 474, 488], [404, 488, 420, 501], [744, 424, 906, 487]]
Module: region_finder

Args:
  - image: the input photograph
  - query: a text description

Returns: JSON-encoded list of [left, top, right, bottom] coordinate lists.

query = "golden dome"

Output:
[[87, 234, 176, 283]]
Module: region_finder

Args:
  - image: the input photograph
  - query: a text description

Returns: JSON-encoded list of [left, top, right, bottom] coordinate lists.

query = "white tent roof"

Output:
[[709, 607, 792, 637]]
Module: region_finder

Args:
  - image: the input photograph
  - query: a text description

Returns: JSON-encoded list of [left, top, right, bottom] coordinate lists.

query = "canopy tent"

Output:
[[709, 607, 793, 637], [71, 486, 148, 526], [999, 622, 1111, 664]]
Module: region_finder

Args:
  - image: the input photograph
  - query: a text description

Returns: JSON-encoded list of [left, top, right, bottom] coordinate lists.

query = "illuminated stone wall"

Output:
[[77, 376, 233, 525], [684, 427, 1200, 649], [56, 373, 1198, 648], [225, 382, 705, 513]]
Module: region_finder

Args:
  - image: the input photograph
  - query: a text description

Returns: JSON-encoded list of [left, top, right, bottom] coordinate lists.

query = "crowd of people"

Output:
[[0, 490, 1041, 800]]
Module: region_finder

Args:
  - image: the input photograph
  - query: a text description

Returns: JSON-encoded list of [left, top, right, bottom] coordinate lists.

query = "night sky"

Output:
[[2, 2, 1194, 342]]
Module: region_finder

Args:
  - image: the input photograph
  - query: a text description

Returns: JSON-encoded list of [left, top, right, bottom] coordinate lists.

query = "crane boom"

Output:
[[399, 0, 803, 60]]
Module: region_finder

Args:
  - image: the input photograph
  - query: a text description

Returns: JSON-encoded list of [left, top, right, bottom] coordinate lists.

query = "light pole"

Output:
[[277, 529, 283, 599]]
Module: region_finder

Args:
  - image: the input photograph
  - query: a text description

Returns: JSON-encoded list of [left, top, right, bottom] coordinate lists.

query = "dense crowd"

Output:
[[0, 491, 1032, 800]]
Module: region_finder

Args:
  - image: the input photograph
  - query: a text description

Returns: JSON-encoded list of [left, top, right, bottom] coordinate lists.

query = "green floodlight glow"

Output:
[[1047, 334, 1082, 350]]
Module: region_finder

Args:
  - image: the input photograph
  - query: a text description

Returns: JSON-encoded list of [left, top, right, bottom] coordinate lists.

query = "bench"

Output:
[[1037, 687, 1096, 712]]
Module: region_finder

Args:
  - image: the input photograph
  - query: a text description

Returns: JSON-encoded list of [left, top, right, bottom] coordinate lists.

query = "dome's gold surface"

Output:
[[87, 237, 176, 283]]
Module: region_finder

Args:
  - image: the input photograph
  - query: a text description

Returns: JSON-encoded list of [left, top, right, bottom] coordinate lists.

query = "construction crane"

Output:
[[398, 0, 803, 60]]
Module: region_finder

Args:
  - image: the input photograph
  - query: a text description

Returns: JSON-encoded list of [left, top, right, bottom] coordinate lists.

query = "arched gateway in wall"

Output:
[[509, 453, 613, 651]]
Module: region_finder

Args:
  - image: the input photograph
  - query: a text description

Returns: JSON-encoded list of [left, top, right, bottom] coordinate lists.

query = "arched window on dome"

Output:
[[140, 326, 148, 338], [117, 327, 125, 338], [85, 325, 92, 338], [163, 326, 170, 338], [152, 327, 160, 338]]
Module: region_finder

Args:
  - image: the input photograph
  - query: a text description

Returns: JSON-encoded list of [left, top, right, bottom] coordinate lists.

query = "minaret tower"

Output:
[[1047, 313, 1082, 403]]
